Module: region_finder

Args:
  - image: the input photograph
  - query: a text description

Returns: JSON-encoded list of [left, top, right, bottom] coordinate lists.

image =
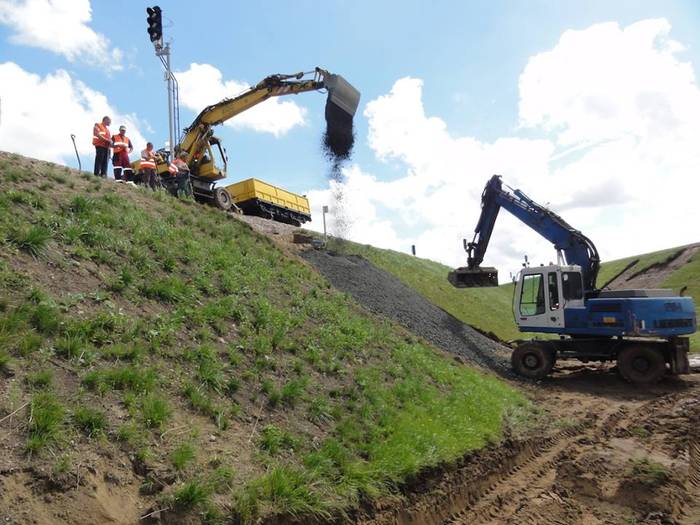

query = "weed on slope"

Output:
[[0, 152, 528, 523]]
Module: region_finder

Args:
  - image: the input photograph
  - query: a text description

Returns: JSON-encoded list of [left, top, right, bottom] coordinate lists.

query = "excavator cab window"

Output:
[[520, 273, 545, 316], [548, 272, 560, 310], [562, 271, 583, 300]]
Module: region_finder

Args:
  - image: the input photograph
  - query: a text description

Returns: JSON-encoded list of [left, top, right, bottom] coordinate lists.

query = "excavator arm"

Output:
[[178, 67, 360, 177], [449, 175, 600, 291]]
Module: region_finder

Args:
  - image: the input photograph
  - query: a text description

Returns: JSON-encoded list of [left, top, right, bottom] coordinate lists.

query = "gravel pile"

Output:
[[301, 250, 511, 376]]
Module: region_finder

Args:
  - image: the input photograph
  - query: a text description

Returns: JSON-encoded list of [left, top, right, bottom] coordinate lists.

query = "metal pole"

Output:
[[70, 134, 81, 172], [164, 44, 174, 160], [322, 205, 329, 240]]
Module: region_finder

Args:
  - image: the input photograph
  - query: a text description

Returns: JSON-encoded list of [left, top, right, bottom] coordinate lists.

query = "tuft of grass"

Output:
[[173, 479, 210, 509], [54, 336, 85, 359], [237, 467, 329, 521], [30, 303, 61, 335], [261, 379, 281, 407], [7, 225, 51, 257], [0, 349, 12, 373], [171, 442, 196, 471], [280, 377, 307, 407], [82, 366, 156, 395], [26, 370, 53, 389], [26, 392, 65, 452], [182, 383, 227, 429], [629, 458, 669, 486], [74, 406, 107, 436], [140, 394, 172, 429], [116, 422, 147, 448], [259, 425, 298, 455]]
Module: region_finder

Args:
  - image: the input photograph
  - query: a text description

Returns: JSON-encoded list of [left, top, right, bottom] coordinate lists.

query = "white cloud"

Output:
[[306, 19, 700, 284], [0, 0, 123, 72], [176, 63, 307, 137], [0, 62, 146, 165]]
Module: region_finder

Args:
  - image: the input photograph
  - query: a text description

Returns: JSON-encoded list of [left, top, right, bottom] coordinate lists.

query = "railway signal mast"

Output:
[[146, 6, 180, 161]]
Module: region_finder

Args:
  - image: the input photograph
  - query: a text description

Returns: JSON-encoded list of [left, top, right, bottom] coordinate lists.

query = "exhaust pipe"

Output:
[[448, 266, 499, 288]]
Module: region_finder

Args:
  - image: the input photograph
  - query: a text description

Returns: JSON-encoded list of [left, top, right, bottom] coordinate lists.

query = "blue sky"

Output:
[[2, 1, 700, 276]]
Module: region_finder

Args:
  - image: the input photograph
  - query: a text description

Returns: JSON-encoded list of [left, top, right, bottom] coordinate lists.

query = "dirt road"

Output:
[[355, 364, 700, 525]]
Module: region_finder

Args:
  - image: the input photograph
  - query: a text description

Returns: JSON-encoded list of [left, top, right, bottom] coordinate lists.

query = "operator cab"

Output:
[[514, 265, 584, 332]]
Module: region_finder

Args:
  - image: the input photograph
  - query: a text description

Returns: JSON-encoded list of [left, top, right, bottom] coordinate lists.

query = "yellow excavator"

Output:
[[133, 67, 360, 211]]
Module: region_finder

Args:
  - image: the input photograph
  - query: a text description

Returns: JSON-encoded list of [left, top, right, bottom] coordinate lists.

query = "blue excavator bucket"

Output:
[[448, 266, 499, 288]]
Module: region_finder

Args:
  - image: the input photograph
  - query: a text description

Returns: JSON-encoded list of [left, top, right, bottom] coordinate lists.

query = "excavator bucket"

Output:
[[323, 74, 361, 117], [322, 74, 361, 160], [448, 266, 499, 288]]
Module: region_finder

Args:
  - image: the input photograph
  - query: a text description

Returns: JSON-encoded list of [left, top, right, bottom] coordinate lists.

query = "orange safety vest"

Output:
[[92, 123, 111, 147], [140, 150, 157, 169], [112, 134, 130, 154], [168, 162, 178, 174]]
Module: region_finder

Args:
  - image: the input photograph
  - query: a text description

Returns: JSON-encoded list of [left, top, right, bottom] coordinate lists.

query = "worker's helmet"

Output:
[[119, 125, 126, 132]]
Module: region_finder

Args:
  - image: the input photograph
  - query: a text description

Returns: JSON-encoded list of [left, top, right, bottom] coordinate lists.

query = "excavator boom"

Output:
[[179, 68, 360, 173]]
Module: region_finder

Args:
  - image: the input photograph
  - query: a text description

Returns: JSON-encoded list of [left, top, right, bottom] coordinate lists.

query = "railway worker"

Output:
[[111, 125, 134, 181], [172, 151, 193, 197], [92, 116, 111, 177], [140, 142, 159, 189]]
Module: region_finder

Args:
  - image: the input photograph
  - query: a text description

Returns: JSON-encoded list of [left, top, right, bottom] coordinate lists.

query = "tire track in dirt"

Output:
[[445, 409, 623, 525], [355, 372, 700, 525]]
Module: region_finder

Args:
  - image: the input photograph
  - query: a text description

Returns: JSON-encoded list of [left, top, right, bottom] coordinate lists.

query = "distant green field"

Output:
[[333, 240, 699, 351]]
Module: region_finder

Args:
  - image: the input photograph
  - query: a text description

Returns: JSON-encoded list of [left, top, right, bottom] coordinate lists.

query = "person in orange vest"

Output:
[[92, 116, 111, 177], [139, 142, 159, 189], [172, 151, 193, 197], [112, 125, 134, 181]]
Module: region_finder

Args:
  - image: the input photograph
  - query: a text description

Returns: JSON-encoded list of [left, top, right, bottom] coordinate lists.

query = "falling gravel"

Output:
[[302, 250, 512, 376], [321, 101, 356, 239]]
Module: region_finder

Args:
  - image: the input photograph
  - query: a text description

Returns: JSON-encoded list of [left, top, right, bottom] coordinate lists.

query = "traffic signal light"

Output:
[[146, 6, 162, 43]]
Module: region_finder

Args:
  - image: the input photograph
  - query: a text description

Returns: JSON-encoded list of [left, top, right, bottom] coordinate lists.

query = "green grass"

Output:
[[83, 366, 156, 395], [173, 480, 211, 509], [629, 458, 669, 486], [0, 154, 530, 522], [140, 394, 172, 429], [26, 392, 65, 452], [7, 225, 51, 257], [259, 425, 298, 455], [26, 370, 53, 389], [171, 442, 196, 471], [74, 406, 107, 436]]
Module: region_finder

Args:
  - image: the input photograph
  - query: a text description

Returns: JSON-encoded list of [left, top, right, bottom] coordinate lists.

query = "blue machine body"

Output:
[[520, 296, 698, 337]]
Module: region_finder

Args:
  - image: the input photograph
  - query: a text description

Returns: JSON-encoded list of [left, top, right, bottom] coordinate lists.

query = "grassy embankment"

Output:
[[0, 152, 527, 523], [333, 241, 699, 350]]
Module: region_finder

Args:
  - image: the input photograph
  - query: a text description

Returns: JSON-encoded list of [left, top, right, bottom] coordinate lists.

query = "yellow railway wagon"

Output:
[[225, 178, 311, 226]]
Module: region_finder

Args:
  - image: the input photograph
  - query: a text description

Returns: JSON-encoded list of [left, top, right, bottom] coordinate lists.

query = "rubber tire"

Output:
[[213, 188, 232, 211], [617, 345, 666, 385], [511, 342, 556, 380]]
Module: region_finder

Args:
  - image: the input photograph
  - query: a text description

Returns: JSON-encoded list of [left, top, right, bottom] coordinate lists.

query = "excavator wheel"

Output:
[[213, 188, 232, 211], [511, 342, 555, 380], [617, 345, 666, 385]]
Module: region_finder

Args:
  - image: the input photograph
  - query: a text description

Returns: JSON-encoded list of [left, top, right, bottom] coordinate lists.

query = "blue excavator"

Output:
[[449, 175, 697, 383]]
